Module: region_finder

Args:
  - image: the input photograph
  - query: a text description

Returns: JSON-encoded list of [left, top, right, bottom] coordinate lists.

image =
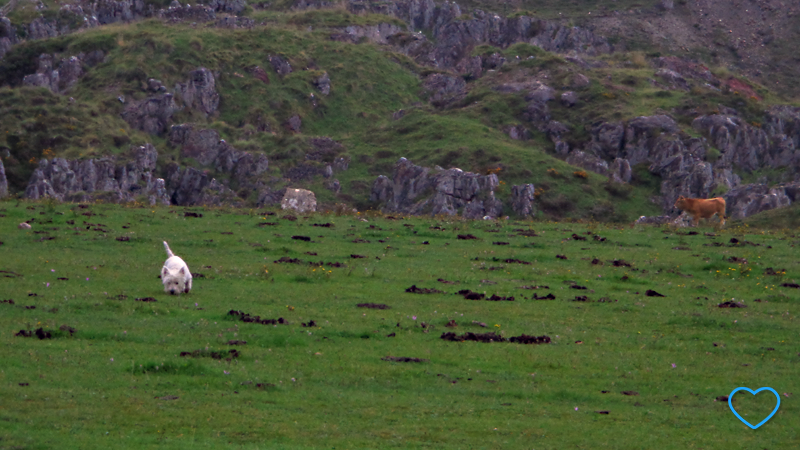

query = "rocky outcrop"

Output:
[[121, 93, 180, 135], [175, 67, 219, 117], [281, 188, 317, 213], [164, 164, 241, 206], [691, 115, 768, 172], [21, 53, 96, 94], [168, 124, 268, 188], [24, 144, 170, 205], [566, 151, 609, 176], [0, 157, 8, 198], [370, 158, 502, 218], [340, 23, 404, 44], [510, 184, 535, 218], [207, 0, 247, 14], [158, 4, 216, 23], [269, 55, 292, 77], [724, 183, 792, 220], [422, 73, 466, 107]]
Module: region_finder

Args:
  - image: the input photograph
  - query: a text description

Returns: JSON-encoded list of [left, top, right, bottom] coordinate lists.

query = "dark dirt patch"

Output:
[[135, 297, 157, 302], [274, 256, 303, 264], [57, 277, 68, 281], [0, 270, 22, 278], [621, 391, 639, 396], [357, 303, 390, 309], [672, 246, 690, 250], [258, 222, 278, 226], [727, 256, 747, 264], [386, 332, 396, 337], [764, 267, 786, 276], [1, 299, 15, 304], [180, 349, 240, 360], [19, 382, 29, 386], [441, 331, 505, 343], [591, 258, 603, 265], [350, 254, 366, 259], [115, 236, 130, 242], [533, 293, 556, 300], [508, 334, 551, 344], [612, 259, 632, 267], [597, 297, 618, 303], [38, 236, 56, 241], [445, 319, 457, 327], [593, 235, 607, 242], [569, 284, 588, 290], [227, 340, 247, 345], [305, 252, 318, 256], [457, 289, 484, 300], [556, 254, 568, 260], [16, 328, 53, 339], [487, 294, 514, 301], [573, 295, 589, 302], [716, 396, 729, 402], [301, 320, 317, 327], [184, 212, 203, 218], [228, 310, 287, 325], [406, 285, 445, 294], [59, 325, 76, 335], [501, 258, 531, 265], [437, 278, 458, 284], [519, 285, 549, 290], [718, 301, 747, 308], [780, 283, 800, 288], [595, 410, 610, 414], [220, 231, 234, 235], [514, 230, 539, 237], [382, 356, 428, 362], [493, 242, 509, 245], [258, 211, 276, 216], [458, 234, 479, 240], [313, 223, 333, 227], [282, 215, 298, 221], [24, 305, 36, 309], [571, 234, 587, 241], [645, 290, 665, 297], [352, 238, 370, 243], [156, 395, 179, 400], [292, 236, 311, 241]]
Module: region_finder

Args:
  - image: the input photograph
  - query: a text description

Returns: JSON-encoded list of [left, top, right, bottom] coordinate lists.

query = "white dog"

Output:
[[161, 241, 192, 295]]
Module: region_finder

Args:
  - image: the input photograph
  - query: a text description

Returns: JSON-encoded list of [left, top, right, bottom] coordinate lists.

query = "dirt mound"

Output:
[[533, 293, 556, 300], [718, 301, 746, 308], [645, 290, 665, 297], [381, 356, 428, 362], [274, 256, 303, 264], [180, 349, 240, 360], [357, 303, 390, 309], [292, 236, 311, 241], [135, 297, 157, 302], [405, 285, 444, 294], [228, 310, 286, 325], [508, 334, 551, 344], [440, 331, 505, 343], [457, 234, 479, 240]]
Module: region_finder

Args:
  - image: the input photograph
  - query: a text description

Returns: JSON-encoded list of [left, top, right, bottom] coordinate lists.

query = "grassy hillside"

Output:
[[0, 200, 798, 448]]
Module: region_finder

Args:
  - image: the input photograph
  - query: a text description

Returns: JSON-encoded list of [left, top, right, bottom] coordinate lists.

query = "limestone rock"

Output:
[[561, 91, 578, 107], [511, 184, 535, 217], [286, 115, 302, 133], [724, 184, 792, 220], [281, 188, 317, 213], [269, 55, 293, 77], [609, 158, 632, 184], [0, 157, 8, 198], [175, 67, 219, 117], [566, 150, 608, 176], [121, 93, 179, 135], [422, 73, 466, 107], [314, 71, 331, 95]]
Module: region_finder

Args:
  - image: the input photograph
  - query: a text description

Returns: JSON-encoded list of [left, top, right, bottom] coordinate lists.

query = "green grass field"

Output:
[[0, 200, 797, 449]]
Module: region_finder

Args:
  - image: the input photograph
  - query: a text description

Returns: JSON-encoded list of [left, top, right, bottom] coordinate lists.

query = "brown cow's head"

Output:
[[674, 196, 687, 210]]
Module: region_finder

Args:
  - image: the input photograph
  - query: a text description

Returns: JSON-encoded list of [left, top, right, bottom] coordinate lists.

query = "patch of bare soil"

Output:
[[227, 340, 247, 345], [357, 303, 390, 309], [764, 267, 785, 276], [533, 293, 556, 300], [437, 278, 459, 284], [458, 234, 479, 240], [382, 356, 428, 362], [135, 297, 157, 302], [292, 236, 311, 241], [228, 310, 287, 325], [718, 301, 746, 308], [406, 285, 445, 294], [556, 254, 568, 260], [646, 290, 666, 297], [180, 349, 240, 360]]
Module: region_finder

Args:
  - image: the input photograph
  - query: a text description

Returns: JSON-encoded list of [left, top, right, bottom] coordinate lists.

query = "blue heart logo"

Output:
[[728, 387, 781, 429]]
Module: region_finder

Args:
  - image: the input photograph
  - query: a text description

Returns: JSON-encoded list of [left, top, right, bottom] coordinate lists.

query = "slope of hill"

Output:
[[0, 0, 799, 222]]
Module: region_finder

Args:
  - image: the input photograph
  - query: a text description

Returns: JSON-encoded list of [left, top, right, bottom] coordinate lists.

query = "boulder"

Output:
[[566, 150, 608, 176], [21, 53, 87, 94], [314, 71, 331, 95], [560, 91, 578, 107], [269, 55, 293, 77], [18, 222, 32, 230], [281, 188, 317, 213], [692, 115, 767, 172], [609, 158, 632, 184], [589, 122, 624, 160], [286, 114, 302, 133]]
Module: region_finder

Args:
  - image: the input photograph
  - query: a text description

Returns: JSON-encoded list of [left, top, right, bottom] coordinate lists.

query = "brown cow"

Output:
[[673, 196, 726, 227]]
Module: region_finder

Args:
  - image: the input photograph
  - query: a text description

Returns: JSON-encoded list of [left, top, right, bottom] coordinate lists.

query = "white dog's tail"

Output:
[[163, 241, 174, 258]]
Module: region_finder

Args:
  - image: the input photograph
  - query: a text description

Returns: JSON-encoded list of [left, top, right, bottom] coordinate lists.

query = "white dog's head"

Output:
[[162, 265, 190, 295]]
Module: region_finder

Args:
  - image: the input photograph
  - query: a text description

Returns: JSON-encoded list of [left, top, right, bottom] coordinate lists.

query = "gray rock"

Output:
[[692, 115, 766, 172], [281, 188, 317, 213], [724, 183, 792, 219], [422, 73, 466, 107], [287, 114, 302, 133], [269, 55, 293, 77], [506, 125, 531, 141], [609, 158, 632, 184], [589, 122, 625, 160], [121, 93, 179, 135], [566, 150, 609, 176], [511, 184, 535, 217], [342, 23, 403, 44], [623, 115, 679, 165], [158, 4, 216, 23], [207, 0, 246, 14], [570, 73, 591, 89], [175, 67, 219, 116], [314, 71, 331, 95], [369, 158, 500, 217], [560, 91, 578, 107], [0, 157, 7, 198], [655, 68, 686, 88], [21, 53, 86, 94]]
